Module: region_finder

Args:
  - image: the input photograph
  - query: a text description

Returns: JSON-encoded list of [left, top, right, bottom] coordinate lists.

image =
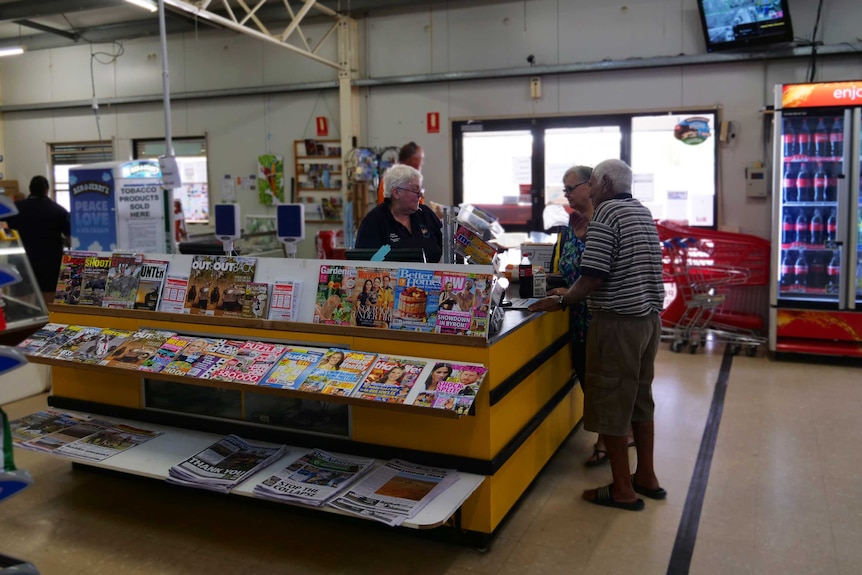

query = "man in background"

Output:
[[6, 175, 70, 302], [377, 141, 425, 204]]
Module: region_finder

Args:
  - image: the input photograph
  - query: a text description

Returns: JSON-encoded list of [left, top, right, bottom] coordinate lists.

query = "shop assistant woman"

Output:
[[355, 164, 443, 263]]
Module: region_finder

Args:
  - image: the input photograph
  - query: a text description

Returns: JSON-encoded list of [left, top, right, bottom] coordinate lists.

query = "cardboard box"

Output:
[[520, 242, 555, 272], [0, 180, 22, 201]]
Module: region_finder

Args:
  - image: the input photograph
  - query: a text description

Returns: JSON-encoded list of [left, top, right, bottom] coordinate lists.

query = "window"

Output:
[[50, 141, 114, 211], [134, 137, 209, 224]]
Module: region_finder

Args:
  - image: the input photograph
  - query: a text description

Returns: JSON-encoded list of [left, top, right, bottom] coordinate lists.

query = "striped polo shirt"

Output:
[[580, 194, 664, 316]]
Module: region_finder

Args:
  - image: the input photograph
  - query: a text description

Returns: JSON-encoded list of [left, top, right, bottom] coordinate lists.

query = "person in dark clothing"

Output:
[[5, 176, 70, 300], [355, 164, 442, 263]]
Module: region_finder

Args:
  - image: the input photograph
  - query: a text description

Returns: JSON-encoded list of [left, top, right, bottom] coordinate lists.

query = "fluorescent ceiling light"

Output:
[[125, 0, 158, 12], [0, 47, 24, 57]]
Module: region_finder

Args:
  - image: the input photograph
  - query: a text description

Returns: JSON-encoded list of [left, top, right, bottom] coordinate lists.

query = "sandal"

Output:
[[631, 475, 667, 500], [583, 483, 645, 511], [584, 447, 609, 468]]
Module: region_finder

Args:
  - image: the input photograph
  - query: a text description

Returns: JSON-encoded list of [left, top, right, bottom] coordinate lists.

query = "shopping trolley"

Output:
[[657, 221, 770, 355]]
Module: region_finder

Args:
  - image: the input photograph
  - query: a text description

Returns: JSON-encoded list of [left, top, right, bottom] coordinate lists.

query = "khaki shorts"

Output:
[[583, 310, 661, 436]]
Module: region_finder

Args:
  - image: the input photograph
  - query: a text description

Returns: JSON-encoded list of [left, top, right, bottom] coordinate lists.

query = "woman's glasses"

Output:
[[563, 181, 588, 194], [396, 186, 424, 197]]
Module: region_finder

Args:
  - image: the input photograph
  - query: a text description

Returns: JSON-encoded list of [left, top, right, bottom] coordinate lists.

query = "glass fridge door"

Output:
[[777, 109, 850, 306], [853, 108, 862, 308]]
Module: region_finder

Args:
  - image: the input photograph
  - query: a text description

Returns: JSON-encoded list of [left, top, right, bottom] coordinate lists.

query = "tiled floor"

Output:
[[2, 346, 861, 574]]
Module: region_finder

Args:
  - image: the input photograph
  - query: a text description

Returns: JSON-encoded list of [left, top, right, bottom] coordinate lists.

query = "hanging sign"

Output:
[[673, 117, 711, 146], [316, 117, 329, 137], [427, 112, 440, 134]]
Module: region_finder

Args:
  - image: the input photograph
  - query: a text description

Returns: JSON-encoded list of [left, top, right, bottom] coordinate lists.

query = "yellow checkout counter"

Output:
[[30, 256, 582, 545]]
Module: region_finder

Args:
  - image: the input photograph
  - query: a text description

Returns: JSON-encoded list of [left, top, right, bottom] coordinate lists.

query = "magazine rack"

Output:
[[0, 233, 44, 575], [24, 255, 580, 542]]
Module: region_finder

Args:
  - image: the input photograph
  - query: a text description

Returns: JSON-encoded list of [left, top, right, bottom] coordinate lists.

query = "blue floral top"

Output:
[[557, 225, 592, 343]]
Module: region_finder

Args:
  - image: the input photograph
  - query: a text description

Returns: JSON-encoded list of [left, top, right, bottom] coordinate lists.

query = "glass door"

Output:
[[853, 108, 862, 308]]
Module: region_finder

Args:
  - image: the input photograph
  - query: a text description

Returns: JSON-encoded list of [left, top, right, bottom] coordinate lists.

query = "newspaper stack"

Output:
[[167, 434, 287, 494], [252, 449, 375, 507], [328, 459, 458, 526]]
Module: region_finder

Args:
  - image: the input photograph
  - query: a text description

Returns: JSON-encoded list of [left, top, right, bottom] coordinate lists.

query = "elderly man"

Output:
[[529, 159, 665, 511], [356, 163, 443, 263]]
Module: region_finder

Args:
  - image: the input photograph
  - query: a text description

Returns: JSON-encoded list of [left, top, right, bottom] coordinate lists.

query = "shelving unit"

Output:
[[294, 139, 344, 223]]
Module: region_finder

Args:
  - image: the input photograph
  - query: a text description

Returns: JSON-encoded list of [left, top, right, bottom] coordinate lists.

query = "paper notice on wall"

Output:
[[512, 157, 531, 185], [666, 190, 688, 223], [690, 194, 714, 226], [116, 180, 166, 252], [222, 175, 236, 203], [633, 174, 654, 202]]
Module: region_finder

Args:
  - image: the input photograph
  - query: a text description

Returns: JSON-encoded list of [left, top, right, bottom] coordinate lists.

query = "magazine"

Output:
[[78, 255, 112, 307], [100, 329, 176, 370], [298, 348, 378, 396], [241, 282, 269, 320], [139, 334, 194, 373], [53, 422, 162, 462], [328, 459, 459, 526], [53, 251, 91, 305], [252, 449, 375, 507], [353, 356, 428, 403], [183, 255, 258, 316], [8, 410, 90, 444], [312, 264, 357, 325], [17, 323, 68, 355], [72, 327, 133, 364], [134, 259, 169, 311], [158, 274, 189, 314], [167, 434, 288, 493], [185, 340, 244, 379], [349, 267, 395, 328], [260, 347, 326, 389], [390, 268, 440, 332], [453, 225, 497, 265], [160, 336, 218, 376], [209, 341, 288, 385], [21, 419, 111, 454], [433, 271, 494, 337], [267, 281, 301, 321], [409, 362, 488, 414], [44, 325, 103, 361], [102, 252, 144, 309]]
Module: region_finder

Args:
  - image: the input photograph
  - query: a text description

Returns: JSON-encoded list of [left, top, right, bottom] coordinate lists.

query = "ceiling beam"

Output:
[[0, 0, 119, 24], [14, 19, 81, 41]]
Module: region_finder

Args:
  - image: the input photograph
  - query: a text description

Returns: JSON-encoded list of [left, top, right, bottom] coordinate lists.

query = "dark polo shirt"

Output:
[[6, 195, 70, 293], [355, 199, 443, 263]]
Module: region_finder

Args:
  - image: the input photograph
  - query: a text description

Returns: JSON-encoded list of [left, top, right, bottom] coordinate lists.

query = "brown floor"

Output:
[[2, 345, 861, 574]]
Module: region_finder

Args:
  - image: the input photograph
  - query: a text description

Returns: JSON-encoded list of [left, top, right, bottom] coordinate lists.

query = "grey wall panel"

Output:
[[260, 21, 340, 85], [114, 36, 188, 98], [181, 32, 265, 93], [0, 50, 53, 106]]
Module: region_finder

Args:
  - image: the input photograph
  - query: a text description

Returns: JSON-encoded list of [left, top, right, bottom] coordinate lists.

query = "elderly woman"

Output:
[[355, 164, 443, 263]]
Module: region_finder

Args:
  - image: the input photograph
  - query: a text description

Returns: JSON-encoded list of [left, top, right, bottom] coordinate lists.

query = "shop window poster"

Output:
[[69, 168, 117, 252], [258, 154, 284, 205]]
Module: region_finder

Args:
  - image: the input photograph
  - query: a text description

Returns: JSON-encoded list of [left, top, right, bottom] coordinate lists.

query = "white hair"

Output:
[[593, 159, 632, 195], [383, 164, 423, 198], [562, 165, 593, 184]]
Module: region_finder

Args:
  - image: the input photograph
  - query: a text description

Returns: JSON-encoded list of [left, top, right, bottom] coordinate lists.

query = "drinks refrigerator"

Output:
[[770, 81, 862, 357]]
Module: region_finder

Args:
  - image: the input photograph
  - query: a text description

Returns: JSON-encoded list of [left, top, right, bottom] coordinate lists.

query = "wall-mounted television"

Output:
[[696, 0, 794, 52]]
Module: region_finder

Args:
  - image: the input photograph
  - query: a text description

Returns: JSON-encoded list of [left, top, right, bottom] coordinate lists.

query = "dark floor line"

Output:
[[666, 345, 734, 575]]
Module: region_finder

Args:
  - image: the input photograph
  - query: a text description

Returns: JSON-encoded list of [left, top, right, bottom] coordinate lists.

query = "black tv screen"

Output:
[[697, 0, 793, 52]]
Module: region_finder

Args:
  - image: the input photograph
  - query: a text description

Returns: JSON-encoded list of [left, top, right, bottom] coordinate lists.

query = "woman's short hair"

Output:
[[562, 165, 593, 184], [398, 142, 420, 164], [383, 164, 423, 198]]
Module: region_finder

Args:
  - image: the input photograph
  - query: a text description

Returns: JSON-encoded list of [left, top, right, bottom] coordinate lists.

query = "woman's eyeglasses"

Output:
[[396, 186, 424, 197], [563, 181, 588, 194]]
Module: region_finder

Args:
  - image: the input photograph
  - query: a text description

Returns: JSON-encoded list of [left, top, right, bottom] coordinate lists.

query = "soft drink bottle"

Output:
[[794, 253, 809, 289], [826, 210, 837, 244], [780, 252, 795, 287], [798, 119, 812, 157], [814, 118, 829, 158], [826, 165, 838, 201], [782, 210, 795, 244], [783, 166, 798, 202], [795, 211, 809, 245], [810, 210, 823, 246], [808, 253, 825, 289], [826, 252, 840, 294], [830, 117, 844, 158], [782, 120, 797, 157], [796, 163, 812, 202], [813, 163, 827, 202]]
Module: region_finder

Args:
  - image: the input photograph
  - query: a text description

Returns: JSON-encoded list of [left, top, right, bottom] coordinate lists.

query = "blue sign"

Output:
[[70, 168, 116, 251]]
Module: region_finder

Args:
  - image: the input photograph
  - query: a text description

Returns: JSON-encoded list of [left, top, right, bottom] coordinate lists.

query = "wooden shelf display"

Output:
[[295, 139, 343, 222]]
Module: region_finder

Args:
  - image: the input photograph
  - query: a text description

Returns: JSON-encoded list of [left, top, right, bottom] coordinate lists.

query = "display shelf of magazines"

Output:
[[19, 323, 488, 418], [8, 409, 484, 529]]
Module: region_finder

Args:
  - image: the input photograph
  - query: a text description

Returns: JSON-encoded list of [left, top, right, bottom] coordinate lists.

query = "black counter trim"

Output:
[[50, 374, 577, 477], [489, 332, 571, 406]]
